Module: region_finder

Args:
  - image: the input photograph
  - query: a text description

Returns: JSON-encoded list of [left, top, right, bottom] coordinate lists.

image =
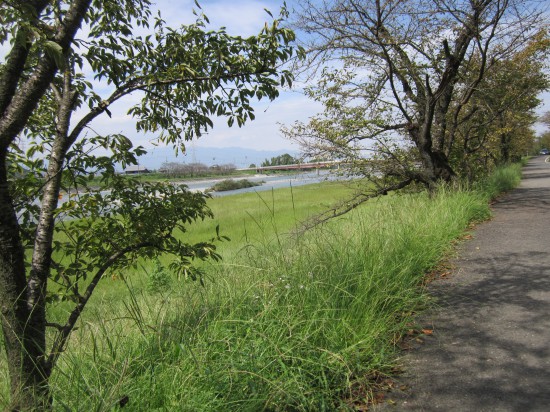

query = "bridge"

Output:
[[237, 160, 344, 173]]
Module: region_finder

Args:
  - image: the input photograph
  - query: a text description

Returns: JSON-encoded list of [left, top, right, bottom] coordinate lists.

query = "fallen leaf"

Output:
[[421, 329, 434, 335], [439, 271, 451, 279]]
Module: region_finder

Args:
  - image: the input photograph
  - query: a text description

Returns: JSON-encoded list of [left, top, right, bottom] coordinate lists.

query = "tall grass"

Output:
[[0, 164, 522, 410], [476, 162, 523, 200]]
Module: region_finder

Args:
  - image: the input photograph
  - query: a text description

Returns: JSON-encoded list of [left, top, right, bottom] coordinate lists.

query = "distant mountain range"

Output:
[[126, 146, 300, 170]]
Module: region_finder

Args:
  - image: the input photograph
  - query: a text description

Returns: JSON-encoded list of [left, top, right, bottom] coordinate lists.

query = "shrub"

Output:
[[207, 179, 263, 192], [147, 260, 172, 293]]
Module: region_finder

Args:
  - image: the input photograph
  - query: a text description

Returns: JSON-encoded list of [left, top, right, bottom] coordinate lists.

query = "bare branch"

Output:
[[297, 177, 414, 233]]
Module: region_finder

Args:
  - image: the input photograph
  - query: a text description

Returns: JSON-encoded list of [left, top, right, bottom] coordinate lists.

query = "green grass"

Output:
[[0, 164, 522, 410], [477, 162, 523, 199]]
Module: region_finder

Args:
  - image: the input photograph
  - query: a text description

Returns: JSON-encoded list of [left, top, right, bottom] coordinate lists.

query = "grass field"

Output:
[[0, 164, 523, 410]]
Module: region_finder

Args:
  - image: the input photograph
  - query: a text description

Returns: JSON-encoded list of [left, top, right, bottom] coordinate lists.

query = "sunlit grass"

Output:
[[0, 164, 522, 410]]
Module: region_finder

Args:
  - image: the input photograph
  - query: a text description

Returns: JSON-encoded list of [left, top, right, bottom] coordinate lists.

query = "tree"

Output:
[[0, 1, 300, 409], [209, 163, 237, 175], [261, 153, 298, 166], [538, 112, 550, 151], [448, 30, 550, 178], [159, 161, 188, 177], [286, 0, 546, 190], [540, 111, 550, 129], [160, 161, 210, 178]]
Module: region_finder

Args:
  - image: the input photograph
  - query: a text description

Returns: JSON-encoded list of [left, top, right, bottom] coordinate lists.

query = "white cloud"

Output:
[[155, 0, 287, 36], [196, 91, 322, 150]]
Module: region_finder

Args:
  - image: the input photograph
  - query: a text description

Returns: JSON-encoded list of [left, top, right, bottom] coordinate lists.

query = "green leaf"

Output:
[[44, 40, 65, 70]]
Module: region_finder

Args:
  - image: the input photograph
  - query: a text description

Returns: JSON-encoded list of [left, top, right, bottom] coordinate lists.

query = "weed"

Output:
[[147, 259, 172, 294]]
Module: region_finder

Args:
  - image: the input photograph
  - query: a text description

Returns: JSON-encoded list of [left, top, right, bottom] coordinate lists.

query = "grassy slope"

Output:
[[0, 165, 522, 410]]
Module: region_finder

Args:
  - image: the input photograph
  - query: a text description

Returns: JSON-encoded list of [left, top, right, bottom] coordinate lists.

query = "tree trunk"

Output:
[[0, 2, 92, 408], [417, 145, 456, 187], [500, 133, 511, 163], [410, 110, 456, 187], [0, 150, 52, 411]]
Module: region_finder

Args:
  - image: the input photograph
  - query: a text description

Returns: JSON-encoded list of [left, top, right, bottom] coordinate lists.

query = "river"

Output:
[[184, 170, 339, 197], [55, 170, 343, 208]]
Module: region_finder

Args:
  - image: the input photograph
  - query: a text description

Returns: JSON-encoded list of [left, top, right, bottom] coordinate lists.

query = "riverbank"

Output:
[[0, 165, 523, 410], [59, 170, 340, 201]]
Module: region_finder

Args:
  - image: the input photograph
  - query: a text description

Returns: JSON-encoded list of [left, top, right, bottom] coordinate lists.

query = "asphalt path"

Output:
[[375, 156, 550, 411]]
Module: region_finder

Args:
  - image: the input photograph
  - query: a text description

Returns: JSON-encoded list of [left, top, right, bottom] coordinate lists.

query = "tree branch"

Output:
[[66, 68, 271, 151], [0, 0, 51, 113], [297, 177, 414, 232], [46, 241, 158, 371], [0, 0, 92, 150]]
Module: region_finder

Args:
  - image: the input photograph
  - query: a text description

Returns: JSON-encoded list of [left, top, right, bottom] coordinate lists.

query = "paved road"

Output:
[[375, 156, 550, 411]]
